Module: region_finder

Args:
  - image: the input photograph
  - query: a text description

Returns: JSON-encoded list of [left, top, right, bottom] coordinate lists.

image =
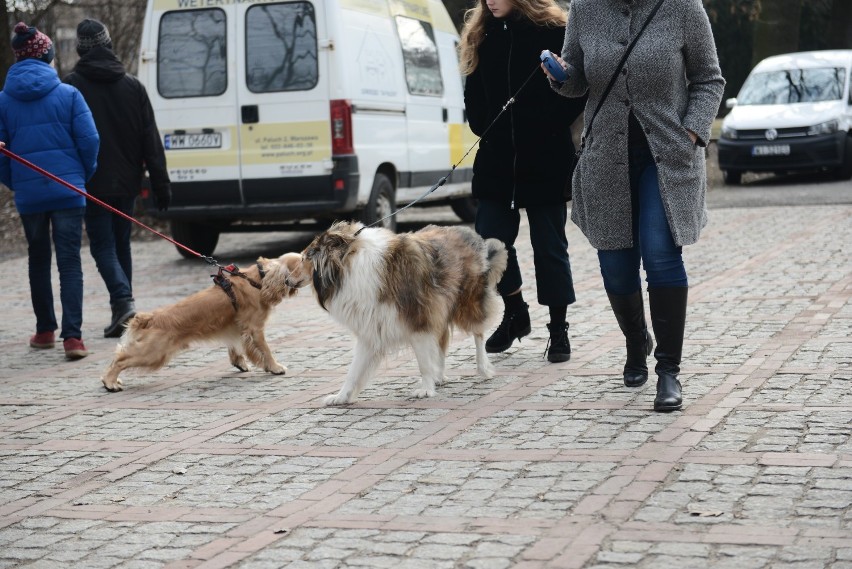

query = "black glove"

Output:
[[155, 186, 171, 212]]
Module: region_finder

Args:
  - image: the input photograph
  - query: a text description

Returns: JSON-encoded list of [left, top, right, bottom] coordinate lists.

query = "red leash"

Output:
[[0, 146, 217, 265]]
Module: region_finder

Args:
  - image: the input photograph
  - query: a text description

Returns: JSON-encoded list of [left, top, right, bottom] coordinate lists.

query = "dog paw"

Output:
[[412, 388, 436, 399], [266, 363, 287, 375], [232, 359, 249, 372], [478, 363, 496, 379], [102, 378, 123, 392], [434, 375, 448, 386], [324, 393, 353, 406]]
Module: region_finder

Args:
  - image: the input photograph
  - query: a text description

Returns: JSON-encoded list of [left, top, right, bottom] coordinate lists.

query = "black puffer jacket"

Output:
[[64, 47, 170, 201], [464, 15, 586, 208]]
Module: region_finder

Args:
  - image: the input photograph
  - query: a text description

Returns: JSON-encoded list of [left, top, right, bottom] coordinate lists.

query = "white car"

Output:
[[717, 50, 852, 184]]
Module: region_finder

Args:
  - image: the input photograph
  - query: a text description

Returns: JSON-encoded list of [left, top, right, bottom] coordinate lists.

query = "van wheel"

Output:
[[723, 170, 742, 185], [170, 221, 220, 259], [358, 173, 396, 231], [449, 196, 478, 223]]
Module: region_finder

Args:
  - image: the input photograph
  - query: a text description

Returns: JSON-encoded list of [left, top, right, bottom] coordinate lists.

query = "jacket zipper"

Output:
[[506, 21, 518, 210]]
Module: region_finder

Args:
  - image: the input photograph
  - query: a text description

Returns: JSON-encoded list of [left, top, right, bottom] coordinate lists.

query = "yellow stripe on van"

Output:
[[449, 123, 477, 167], [153, 0, 285, 10], [427, 0, 457, 34], [240, 122, 331, 165], [165, 126, 239, 169], [388, 0, 431, 21], [339, 0, 390, 17]]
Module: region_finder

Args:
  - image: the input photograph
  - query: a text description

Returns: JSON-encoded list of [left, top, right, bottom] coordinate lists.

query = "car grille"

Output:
[[736, 126, 810, 140]]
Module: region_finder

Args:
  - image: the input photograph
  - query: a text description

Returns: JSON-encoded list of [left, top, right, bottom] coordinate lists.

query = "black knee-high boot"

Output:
[[607, 291, 654, 387], [648, 287, 688, 412]]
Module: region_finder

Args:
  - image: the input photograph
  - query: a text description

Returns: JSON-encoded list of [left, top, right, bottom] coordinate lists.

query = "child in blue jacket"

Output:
[[0, 23, 99, 359]]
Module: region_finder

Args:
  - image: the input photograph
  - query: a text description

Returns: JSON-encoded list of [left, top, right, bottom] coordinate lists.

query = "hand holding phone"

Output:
[[540, 50, 567, 82]]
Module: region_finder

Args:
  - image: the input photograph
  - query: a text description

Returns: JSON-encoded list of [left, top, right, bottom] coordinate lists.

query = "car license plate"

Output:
[[751, 144, 790, 156], [164, 132, 222, 150]]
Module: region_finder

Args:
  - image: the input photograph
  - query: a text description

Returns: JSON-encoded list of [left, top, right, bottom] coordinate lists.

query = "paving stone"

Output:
[[0, 204, 849, 568]]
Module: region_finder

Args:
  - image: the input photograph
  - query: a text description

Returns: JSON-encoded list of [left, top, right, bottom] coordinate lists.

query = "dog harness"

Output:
[[212, 262, 264, 311]]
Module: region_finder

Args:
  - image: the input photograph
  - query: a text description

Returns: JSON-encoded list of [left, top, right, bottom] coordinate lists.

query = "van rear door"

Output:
[[235, 1, 334, 207], [142, 2, 241, 209]]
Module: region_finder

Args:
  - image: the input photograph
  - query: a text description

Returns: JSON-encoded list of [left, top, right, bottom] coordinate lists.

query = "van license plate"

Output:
[[752, 144, 790, 156], [164, 133, 222, 150]]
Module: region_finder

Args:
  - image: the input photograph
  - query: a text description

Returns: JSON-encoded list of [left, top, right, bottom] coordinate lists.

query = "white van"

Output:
[[138, 0, 477, 257], [717, 50, 852, 185]]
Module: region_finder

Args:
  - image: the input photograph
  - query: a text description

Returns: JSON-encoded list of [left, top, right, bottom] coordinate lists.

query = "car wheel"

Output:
[[449, 196, 478, 223], [357, 172, 397, 231], [170, 221, 220, 259], [836, 135, 852, 180], [723, 170, 742, 185]]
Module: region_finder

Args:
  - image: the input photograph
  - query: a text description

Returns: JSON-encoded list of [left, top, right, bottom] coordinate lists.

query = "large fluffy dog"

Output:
[[285, 221, 507, 405], [101, 253, 301, 392]]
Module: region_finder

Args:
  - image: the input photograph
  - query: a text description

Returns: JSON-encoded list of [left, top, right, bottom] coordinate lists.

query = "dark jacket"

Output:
[[464, 15, 586, 208], [64, 46, 170, 202], [0, 58, 99, 214]]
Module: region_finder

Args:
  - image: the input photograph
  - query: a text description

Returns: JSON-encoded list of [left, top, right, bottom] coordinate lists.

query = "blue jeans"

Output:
[[20, 207, 86, 339], [475, 200, 576, 306], [85, 197, 135, 305], [597, 145, 688, 295]]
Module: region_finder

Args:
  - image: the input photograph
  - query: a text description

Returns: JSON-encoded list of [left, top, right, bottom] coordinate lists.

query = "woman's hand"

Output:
[[541, 53, 567, 81]]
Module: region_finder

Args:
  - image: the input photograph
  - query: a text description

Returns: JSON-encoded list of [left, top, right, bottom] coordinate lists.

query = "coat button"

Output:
[[623, 99, 630, 106], [655, 156, 662, 163], [623, 8, 630, 15], [621, 68, 627, 75], [619, 39, 628, 45]]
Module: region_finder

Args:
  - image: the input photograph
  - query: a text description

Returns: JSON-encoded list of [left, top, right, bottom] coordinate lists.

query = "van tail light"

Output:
[[330, 99, 354, 155]]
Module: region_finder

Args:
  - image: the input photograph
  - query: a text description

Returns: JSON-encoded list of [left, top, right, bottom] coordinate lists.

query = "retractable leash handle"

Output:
[[0, 146, 220, 266], [357, 63, 543, 233]]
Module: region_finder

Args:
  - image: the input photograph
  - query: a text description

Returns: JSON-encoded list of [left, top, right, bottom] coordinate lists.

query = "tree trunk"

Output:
[[828, 0, 852, 49], [751, 0, 802, 67], [0, 3, 14, 88]]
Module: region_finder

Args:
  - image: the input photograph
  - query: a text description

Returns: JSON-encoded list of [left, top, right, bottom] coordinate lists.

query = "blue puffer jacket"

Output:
[[0, 59, 99, 214]]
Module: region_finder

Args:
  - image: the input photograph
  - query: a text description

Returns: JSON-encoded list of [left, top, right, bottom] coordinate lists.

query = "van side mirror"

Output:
[[726, 98, 738, 109]]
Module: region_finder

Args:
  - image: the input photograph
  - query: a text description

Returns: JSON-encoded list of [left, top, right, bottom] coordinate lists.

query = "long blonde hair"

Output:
[[458, 0, 567, 76]]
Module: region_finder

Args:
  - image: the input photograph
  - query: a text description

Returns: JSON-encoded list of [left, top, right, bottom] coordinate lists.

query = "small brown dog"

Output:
[[101, 253, 301, 392]]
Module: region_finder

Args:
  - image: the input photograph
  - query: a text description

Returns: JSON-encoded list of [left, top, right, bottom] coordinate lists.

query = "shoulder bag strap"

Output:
[[579, 0, 666, 152]]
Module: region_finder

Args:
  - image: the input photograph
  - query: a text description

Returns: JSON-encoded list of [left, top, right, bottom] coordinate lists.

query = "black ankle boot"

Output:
[[545, 322, 571, 362], [607, 291, 654, 387], [486, 302, 531, 353], [648, 287, 688, 412], [104, 299, 136, 338]]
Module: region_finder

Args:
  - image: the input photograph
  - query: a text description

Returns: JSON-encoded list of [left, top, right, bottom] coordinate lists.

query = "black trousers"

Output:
[[474, 199, 576, 306]]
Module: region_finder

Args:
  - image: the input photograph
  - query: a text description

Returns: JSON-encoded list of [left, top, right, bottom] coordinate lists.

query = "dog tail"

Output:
[[484, 238, 508, 288]]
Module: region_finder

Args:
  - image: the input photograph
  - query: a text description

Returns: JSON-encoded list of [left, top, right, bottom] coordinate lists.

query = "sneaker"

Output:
[[545, 322, 571, 363], [485, 305, 532, 353], [29, 331, 55, 349], [63, 338, 89, 360]]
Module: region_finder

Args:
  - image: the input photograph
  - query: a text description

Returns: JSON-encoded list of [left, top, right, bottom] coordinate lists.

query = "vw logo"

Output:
[[765, 128, 778, 141]]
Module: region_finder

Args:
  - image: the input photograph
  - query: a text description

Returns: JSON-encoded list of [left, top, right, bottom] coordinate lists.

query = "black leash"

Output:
[[355, 62, 544, 235]]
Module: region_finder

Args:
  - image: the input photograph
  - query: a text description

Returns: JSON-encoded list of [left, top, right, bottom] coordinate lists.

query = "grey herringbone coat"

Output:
[[553, 0, 725, 249]]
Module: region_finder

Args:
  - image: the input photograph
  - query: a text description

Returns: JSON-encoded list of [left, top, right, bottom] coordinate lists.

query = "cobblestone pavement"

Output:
[[0, 203, 850, 569]]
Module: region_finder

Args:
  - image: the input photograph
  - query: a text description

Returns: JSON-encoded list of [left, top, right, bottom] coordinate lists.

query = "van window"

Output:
[[246, 3, 318, 93], [738, 67, 847, 105], [394, 16, 443, 96], [158, 9, 227, 98]]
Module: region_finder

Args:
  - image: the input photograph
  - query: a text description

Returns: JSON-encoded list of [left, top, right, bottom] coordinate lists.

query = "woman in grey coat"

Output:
[[546, 0, 724, 411]]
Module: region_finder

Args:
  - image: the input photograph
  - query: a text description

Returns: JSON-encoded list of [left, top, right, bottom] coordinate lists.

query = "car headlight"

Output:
[[807, 120, 839, 136], [720, 125, 738, 140]]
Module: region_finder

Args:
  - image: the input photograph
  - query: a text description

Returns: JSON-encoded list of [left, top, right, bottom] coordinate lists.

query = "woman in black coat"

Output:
[[460, 0, 586, 362]]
